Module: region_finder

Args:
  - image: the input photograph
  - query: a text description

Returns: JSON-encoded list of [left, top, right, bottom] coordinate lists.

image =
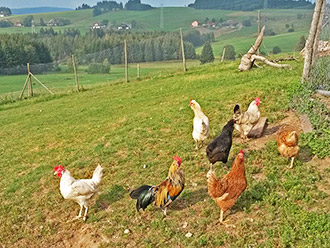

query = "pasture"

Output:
[[1, 58, 329, 247]]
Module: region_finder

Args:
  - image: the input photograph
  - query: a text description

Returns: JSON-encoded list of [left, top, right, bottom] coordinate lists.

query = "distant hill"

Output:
[[11, 7, 73, 15], [189, 0, 313, 11]]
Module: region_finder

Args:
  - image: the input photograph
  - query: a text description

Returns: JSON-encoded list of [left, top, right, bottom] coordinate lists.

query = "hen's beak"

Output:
[[54, 170, 58, 176]]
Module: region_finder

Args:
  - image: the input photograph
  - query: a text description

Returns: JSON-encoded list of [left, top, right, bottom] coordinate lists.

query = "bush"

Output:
[[242, 20, 252, 27], [288, 28, 294, 32], [290, 83, 330, 158], [199, 42, 214, 64], [223, 44, 236, 60], [87, 63, 110, 74], [264, 28, 276, 36], [272, 46, 281, 54]]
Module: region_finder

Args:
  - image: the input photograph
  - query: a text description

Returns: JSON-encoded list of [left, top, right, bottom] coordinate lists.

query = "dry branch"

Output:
[[238, 26, 291, 71]]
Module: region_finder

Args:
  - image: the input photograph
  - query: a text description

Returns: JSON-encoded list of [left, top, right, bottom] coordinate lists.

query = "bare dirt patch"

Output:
[[234, 110, 302, 151]]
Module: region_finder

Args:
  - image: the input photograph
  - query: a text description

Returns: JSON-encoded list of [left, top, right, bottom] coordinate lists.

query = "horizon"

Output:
[[0, 0, 194, 9]]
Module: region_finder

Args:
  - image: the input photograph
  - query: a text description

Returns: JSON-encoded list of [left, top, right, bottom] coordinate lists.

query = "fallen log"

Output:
[[238, 26, 291, 71]]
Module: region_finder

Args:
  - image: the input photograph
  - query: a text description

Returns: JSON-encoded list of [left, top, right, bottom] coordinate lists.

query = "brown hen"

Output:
[[207, 151, 247, 223], [277, 125, 300, 168]]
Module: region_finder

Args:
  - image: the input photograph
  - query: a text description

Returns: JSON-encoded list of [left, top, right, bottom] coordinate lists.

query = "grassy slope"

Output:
[[3, 7, 232, 33], [0, 60, 200, 97], [1, 59, 329, 247]]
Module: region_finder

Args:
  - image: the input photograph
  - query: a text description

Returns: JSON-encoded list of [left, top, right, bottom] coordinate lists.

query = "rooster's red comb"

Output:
[[240, 150, 244, 155], [54, 165, 64, 171], [173, 156, 182, 165]]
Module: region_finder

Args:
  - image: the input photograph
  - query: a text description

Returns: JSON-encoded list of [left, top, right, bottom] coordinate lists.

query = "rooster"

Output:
[[207, 150, 247, 223], [206, 119, 235, 169], [189, 100, 210, 149], [130, 156, 184, 216], [277, 125, 300, 168], [54, 164, 103, 221], [233, 97, 261, 140]]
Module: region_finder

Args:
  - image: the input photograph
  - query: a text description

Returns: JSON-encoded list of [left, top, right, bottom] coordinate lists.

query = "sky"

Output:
[[0, 0, 194, 9]]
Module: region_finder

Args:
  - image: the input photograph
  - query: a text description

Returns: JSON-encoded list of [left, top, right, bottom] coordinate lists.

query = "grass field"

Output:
[[1, 58, 329, 247], [0, 60, 199, 99]]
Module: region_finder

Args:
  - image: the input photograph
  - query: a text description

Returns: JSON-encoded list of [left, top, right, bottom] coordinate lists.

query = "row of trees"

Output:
[[0, 7, 11, 16], [0, 34, 52, 74], [189, 0, 313, 11], [0, 29, 217, 74]]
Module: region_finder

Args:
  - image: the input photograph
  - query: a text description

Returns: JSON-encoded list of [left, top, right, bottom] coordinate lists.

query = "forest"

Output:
[[0, 29, 214, 75], [188, 0, 313, 11]]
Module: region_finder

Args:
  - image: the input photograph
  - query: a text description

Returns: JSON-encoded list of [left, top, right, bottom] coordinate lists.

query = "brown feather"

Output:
[[277, 125, 300, 158], [207, 152, 247, 213]]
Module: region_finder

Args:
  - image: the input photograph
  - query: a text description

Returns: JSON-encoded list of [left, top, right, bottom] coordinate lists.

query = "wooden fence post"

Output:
[[137, 63, 140, 79], [124, 40, 128, 82], [72, 55, 80, 92], [180, 28, 186, 72], [27, 63, 33, 97]]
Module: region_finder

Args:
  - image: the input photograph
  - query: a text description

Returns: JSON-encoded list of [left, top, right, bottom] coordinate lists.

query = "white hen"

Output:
[[189, 100, 209, 149], [54, 164, 103, 221], [233, 97, 261, 140]]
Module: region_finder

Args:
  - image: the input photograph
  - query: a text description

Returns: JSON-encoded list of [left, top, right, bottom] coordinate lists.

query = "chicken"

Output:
[[189, 100, 210, 149], [130, 156, 184, 216], [277, 125, 300, 168], [54, 164, 103, 221], [206, 119, 235, 169], [233, 97, 261, 140], [207, 150, 247, 223]]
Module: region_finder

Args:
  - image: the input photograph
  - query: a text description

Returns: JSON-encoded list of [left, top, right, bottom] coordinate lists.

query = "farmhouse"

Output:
[[91, 22, 104, 30], [47, 19, 58, 26], [118, 22, 131, 30], [191, 20, 200, 27], [15, 21, 23, 27]]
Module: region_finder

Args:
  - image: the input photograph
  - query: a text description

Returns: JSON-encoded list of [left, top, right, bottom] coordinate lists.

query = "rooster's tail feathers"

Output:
[[130, 185, 155, 211], [92, 164, 103, 185]]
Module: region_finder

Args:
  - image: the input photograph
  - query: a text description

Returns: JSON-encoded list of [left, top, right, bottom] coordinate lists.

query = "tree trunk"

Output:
[[238, 26, 290, 71], [302, 0, 326, 82]]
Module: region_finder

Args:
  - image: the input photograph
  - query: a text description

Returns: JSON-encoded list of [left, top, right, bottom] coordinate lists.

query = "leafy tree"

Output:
[[87, 63, 110, 74], [223, 44, 236, 60], [93, 8, 102, 16], [39, 18, 46, 26], [272, 46, 281, 54], [76, 3, 92, 10], [199, 42, 214, 64], [22, 15, 34, 27], [0, 7, 11, 16], [0, 20, 13, 27], [242, 20, 252, 26], [125, 0, 153, 11]]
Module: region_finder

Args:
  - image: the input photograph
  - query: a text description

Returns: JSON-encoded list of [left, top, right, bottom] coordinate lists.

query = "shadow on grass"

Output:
[[170, 188, 208, 211], [96, 184, 127, 210], [298, 145, 314, 163]]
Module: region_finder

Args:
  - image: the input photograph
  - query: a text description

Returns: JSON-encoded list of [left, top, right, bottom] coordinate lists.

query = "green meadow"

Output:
[[1, 58, 329, 247]]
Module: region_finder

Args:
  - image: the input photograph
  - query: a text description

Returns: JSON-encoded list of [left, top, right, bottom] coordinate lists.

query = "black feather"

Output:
[[206, 119, 235, 165], [234, 104, 240, 114], [130, 185, 155, 211]]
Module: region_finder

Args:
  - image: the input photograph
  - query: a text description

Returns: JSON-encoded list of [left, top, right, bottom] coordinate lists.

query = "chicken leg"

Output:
[[289, 157, 295, 169], [220, 209, 224, 223], [83, 206, 88, 221]]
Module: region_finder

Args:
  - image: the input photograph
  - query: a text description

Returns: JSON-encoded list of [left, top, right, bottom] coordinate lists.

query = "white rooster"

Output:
[[233, 97, 261, 140], [54, 164, 103, 221], [189, 100, 210, 149]]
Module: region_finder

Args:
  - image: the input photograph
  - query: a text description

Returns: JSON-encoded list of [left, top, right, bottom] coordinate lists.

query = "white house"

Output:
[[191, 21, 200, 28]]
